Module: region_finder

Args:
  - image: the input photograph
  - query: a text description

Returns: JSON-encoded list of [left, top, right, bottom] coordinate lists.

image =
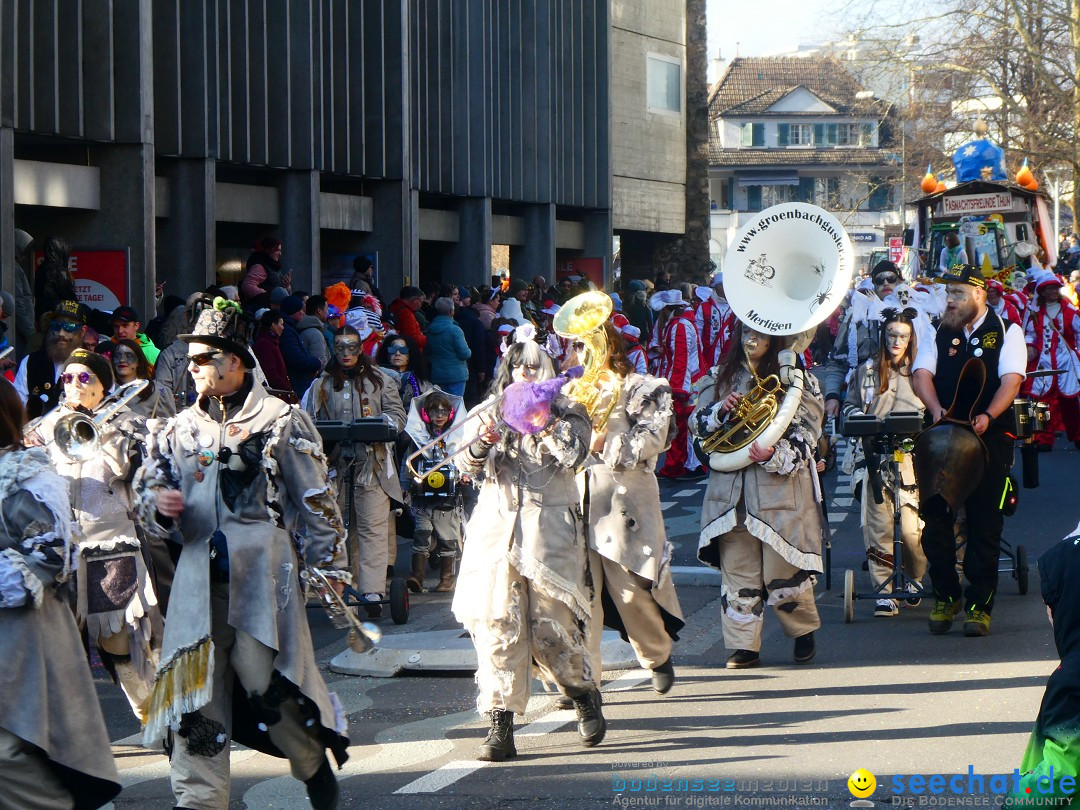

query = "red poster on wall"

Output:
[[557, 258, 605, 289], [35, 248, 129, 311]]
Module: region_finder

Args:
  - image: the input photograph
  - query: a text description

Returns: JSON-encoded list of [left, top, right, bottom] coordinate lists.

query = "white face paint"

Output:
[[884, 322, 912, 363], [62, 363, 105, 410]]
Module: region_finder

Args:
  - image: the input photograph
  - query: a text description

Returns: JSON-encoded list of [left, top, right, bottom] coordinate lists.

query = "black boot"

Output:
[[725, 649, 761, 669], [406, 552, 427, 593], [478, 709, 516, 762], [304, 756, 339, 810], [651, 658, 675, 694], [794, 632, 816, 663], [572, 687, 606, 747]]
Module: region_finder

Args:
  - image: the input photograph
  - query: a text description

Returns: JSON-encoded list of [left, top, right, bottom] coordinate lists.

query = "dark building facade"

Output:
[[1, 0, 614, 318]]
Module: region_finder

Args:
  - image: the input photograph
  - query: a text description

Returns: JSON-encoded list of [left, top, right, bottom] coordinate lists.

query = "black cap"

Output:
[[940, 263, 987, 290], [111, 305, 140, 323], [49, 299, 86, 325]]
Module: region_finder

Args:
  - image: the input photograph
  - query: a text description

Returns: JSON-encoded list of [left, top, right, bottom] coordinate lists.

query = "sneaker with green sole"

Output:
[[963, 607, 991, 636], [928, 599, 963, 634]]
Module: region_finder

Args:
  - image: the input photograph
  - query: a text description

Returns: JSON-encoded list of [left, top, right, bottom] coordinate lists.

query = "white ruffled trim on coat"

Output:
[[0, 548, 44, 608], [698, 506, 822, 573], [506, 544, 592, 624]]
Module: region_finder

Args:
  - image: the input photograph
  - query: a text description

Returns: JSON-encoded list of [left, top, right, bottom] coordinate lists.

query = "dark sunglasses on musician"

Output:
[[188, 350, 222, 367], [49, 320, 81, 333], [61, 371, 95, 385]]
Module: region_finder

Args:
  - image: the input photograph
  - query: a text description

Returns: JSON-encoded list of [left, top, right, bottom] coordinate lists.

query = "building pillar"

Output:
[[582, 210, 613, 287], [448, 197, 491, 288], [158, 158, 215, 296], [1, 126, 14, 296], [279, 170, 320, 295], [510, 203, 555, 285], [357, 180, 418, 299]]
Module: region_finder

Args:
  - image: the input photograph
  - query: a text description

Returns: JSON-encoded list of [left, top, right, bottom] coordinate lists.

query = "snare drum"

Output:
[[1013, 398, 1052, 438]]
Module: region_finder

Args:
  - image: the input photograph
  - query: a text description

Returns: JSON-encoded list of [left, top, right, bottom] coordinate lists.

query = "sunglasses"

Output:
[[873, 273, 900, 285], [188, 350, 222, 367], [49, 320, 81, 333], [386, 345, 409, 355], [572, 341, 587, 352], [61, 371, 95, 385], [427, 405, 451, 415]]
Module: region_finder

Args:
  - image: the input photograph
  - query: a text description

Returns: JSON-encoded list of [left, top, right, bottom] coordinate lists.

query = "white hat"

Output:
[[694, 286, 712, 303], [649, 289, 689, 311], [540, 300, 560, 317], [1035, 270, 1064, 291], [497, 323, 514, 335], [620, 323, 641, 340], [710, 271, 724, 286]]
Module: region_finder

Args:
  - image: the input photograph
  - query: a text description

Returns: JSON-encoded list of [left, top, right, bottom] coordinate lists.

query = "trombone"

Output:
[[404, 396, 503, 484], [28, 379, 149, 461]]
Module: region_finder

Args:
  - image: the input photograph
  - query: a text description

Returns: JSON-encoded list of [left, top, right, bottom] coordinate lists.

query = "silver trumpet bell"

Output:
[[53, 379, 149, 461]]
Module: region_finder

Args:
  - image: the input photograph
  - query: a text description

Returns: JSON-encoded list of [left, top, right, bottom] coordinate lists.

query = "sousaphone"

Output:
[[702, 203, 853, 471]]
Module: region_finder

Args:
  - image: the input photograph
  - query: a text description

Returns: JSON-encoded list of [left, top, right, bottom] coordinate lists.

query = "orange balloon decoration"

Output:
[[934, 178, 947, 193], [1016, 159, 1034, 187], [920, 165, 938, 194]]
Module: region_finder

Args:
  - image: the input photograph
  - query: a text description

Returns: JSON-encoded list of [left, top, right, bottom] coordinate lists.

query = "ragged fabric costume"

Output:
[[34, 401, 161, 720], [0, 447, 121, 810], [452, 396, 597, 713], [842, 358, 927, 602], [1006, 533, 1080, 807], [303, 367, 406, 594], [583, 373, 684, 671], [692, 364, 824, 651], [135, 378, 350, 809]]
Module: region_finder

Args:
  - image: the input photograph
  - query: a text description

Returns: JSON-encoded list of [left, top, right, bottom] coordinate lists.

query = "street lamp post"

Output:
[[1045, 168, 1063, 243]]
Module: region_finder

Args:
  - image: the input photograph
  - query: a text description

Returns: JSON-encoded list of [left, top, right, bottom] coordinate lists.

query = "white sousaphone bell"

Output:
[[703, 202, 853, 471]]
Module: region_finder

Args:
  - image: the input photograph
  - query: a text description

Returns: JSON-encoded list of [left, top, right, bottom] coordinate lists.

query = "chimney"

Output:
[[710, 48, 726, 84]]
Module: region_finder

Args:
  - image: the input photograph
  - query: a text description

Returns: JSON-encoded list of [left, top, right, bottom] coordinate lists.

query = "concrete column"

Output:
[[158, 158, 215, 295], [0, 126, 14, 296], [358, 180, 418, 298], [279, 170, 320, 294], [510, 203, 555, 284], [63, 143, 157, 319], [582, 210, 613, 287], [448, 197, 492, 288]]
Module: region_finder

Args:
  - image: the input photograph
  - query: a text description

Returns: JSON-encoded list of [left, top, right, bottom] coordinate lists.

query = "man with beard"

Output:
[[13, 299, 86, 418], [912, 264, 1025, 637]]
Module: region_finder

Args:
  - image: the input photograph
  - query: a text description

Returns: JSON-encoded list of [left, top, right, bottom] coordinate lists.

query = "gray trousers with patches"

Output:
[[169, 584, 325, 810], [469, 564, 594, 715], [718, 522, 820, 652]]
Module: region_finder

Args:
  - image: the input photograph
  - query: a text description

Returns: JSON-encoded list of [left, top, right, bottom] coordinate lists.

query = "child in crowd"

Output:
[[401, 389, 466, 593]]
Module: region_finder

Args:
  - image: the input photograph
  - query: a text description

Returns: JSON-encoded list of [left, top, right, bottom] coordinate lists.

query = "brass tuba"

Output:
[[701, 202, 853, 471], [552, 291, 619, 431]]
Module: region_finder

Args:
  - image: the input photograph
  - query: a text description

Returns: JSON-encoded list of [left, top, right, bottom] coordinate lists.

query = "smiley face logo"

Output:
[[848, 768, 876, 799]]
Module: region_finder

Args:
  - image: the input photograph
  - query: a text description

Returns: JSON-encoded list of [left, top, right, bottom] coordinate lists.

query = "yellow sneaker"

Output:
[[928, 598, 962, 634], [963, 607, 991, 637]]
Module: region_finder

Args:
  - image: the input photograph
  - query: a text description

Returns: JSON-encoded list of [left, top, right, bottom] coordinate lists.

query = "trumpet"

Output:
[[28, 379, 149, 461], [306, 567, 381, 654]]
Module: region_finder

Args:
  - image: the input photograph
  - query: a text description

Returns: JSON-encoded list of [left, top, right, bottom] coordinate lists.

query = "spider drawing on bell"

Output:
[[809, 281, 833, 312]]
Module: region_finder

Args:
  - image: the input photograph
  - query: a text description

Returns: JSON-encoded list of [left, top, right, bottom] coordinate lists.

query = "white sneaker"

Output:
[[874, 599, 899, 617], [903, 582, 922, 608]]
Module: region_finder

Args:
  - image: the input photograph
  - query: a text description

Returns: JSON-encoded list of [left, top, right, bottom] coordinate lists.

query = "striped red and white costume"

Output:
[[695, 293, 736, 370], [657, 308, 704, 477], [1025, 298, 1080, 446]]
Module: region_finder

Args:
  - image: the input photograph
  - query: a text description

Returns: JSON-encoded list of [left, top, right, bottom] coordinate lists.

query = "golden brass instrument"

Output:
[[699, 371, 781, 454], [552, 290, 619, 431], [28, 379, 149, 462], [306, 567, 381, 654], [404, 397, 502, 483]]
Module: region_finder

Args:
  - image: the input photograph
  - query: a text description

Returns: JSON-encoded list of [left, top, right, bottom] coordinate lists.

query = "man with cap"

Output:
[[14, 299, 86, 418], [695, 271, 735, 369], [1025, 271, 1080, 451], [823, 261, 903, 420], [651, 289, 704, 479], [912, 264, 1026, 637], [97, 305, 161, 366], [279, 295, 323, 398], [134, 298, 350, 809]]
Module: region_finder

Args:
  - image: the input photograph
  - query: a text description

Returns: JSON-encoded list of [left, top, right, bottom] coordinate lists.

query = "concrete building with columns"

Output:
[[1, 0, 693, 322]]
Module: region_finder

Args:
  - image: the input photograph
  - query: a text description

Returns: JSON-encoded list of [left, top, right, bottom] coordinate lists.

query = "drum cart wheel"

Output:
[[843, 570, 855, 623], [1015, 545, 1029, 595], [389, 577, 410, 625]]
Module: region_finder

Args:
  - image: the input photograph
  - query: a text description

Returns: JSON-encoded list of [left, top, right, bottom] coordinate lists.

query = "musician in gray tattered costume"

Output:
[[303, 324, 406, 612], [692, 321, 824, 669], [580, 321, 684, 694], [28, 347, 161, 721], [135, 299, 350, 810], [0, 377, 121, 810], [452, 339, 607, 762]]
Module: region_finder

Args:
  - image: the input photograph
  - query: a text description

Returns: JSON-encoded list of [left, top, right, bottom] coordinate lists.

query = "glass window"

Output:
[[647, 55, 681, 113], [789, 124, 813, 145], [836, 124, 861, 145], [762, 185, 795, 207], [741, 122, 765, 147], [814, 178, 841, 208]]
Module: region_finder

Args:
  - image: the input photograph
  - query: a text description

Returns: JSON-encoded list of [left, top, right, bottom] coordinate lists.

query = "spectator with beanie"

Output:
[[279, 295, 322, 397], [350, 256, 383, 308], [389, 287, 428, 351], [298, 295, 330, 369]]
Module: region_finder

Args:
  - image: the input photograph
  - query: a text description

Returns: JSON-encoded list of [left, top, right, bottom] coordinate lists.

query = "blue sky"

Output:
[[707, 0, 839, 80]]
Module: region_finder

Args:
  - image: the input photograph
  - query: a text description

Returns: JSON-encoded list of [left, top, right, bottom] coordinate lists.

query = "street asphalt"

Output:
[[96, 435, 1078, 809]]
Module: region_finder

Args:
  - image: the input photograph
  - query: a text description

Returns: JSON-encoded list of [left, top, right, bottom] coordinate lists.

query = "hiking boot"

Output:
[[928, 598, 963, 634], [435, 555, 457, 592], [874, 599, 899, 617], [304, 756, 339, 810], [651, 658, 675, 694], [406, 552, 427, 593], [554, 694, 574, 710], [963, 607, 992, 637], [725, 649, 761, 669], [478, 709, 516, 762], [572, 688, 606, 747], [793, 632, 816, 664]]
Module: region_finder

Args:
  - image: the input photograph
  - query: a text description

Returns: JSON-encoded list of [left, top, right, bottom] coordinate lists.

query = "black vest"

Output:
[[25, 349, 61, 420], [934, 309, 1014, 432]]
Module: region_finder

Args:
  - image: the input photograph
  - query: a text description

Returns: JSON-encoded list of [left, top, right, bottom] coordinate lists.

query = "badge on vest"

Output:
[[981, 332, 999, 349]]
